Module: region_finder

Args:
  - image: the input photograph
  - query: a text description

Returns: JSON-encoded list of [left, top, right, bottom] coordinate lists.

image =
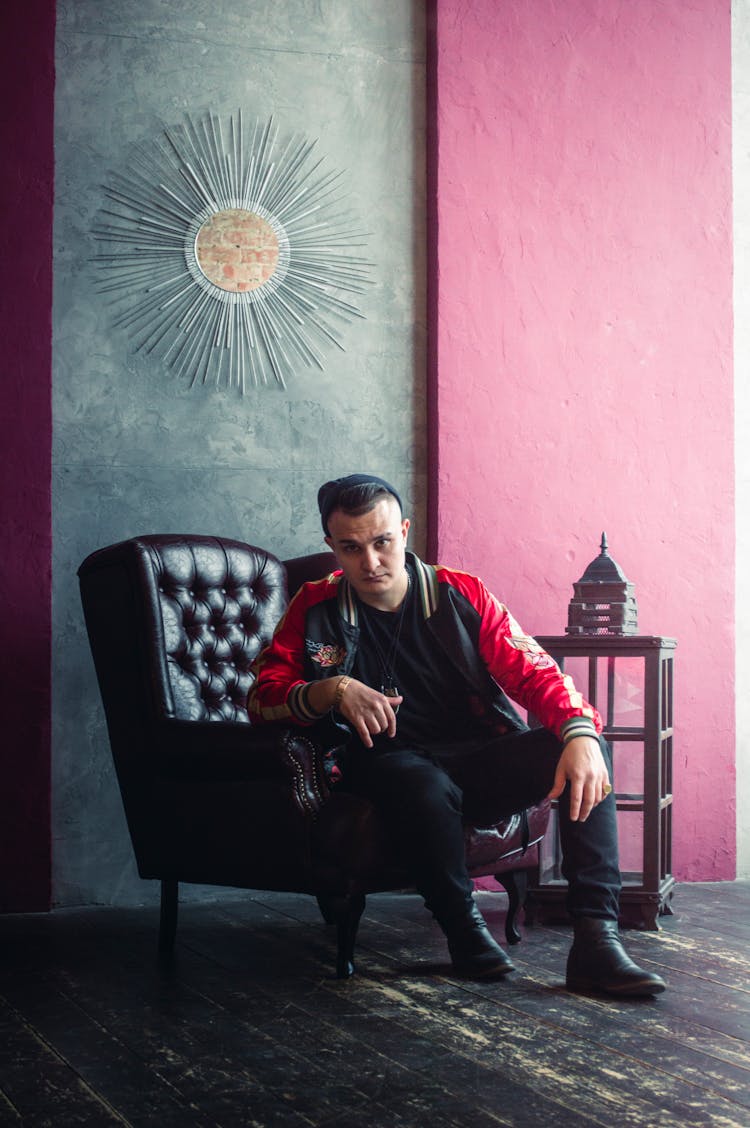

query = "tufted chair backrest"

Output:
[[148, 536, 288, 723], [79, 534, 288, 729]]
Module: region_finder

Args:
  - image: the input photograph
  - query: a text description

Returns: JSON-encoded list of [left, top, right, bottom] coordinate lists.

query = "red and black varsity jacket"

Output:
[[248, 552, 601, 745]]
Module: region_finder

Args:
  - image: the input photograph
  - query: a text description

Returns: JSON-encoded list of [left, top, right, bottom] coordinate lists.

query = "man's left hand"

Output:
[[547, 735, 612, 822]]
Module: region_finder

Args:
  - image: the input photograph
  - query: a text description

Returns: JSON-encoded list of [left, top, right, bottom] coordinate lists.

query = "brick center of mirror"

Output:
[[195, 208, 280, 292]]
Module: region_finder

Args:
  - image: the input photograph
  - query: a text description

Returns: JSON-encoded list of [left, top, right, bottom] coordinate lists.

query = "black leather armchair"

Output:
[[78, 534, 550, 977]]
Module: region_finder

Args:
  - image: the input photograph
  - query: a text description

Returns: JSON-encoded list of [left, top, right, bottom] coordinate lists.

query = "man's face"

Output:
[[325, 497, 410, 610]]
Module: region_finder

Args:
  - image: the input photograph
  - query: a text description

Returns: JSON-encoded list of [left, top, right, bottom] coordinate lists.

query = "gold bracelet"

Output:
[[332, 675, 351, 711]]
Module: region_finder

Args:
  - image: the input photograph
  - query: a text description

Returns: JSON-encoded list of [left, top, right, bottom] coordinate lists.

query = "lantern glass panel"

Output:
[[611, 738, 644, 796], [611, 736, 645, 885], [594, 655, 645, 729], [618, 807, 644, 885]]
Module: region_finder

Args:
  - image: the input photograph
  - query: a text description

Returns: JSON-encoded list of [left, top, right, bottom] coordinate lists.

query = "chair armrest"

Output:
[[152, 719, 331, 815], [275, 727, 331, 816]]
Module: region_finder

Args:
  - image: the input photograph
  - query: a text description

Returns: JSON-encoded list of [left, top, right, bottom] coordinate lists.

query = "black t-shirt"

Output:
[[350, 565, 488, 751]]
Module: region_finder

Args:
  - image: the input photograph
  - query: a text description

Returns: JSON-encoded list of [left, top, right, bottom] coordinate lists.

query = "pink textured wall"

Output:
[[0, 0, 55, 910], [430, 0, 734, 879]]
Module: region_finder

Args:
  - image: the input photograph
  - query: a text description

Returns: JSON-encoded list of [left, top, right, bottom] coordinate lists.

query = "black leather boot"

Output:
[[566, 917, 666, 997], [443, 904, 515, 979]]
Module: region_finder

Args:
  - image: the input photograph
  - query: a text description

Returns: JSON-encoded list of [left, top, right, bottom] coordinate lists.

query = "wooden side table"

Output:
[[526, 635, 676, 930]]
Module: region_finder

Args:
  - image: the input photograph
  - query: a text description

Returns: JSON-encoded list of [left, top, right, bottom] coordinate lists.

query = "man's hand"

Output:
[[548, 735, 612, 822], [307, 676, 403, 749], [336, 679, 403, 748]]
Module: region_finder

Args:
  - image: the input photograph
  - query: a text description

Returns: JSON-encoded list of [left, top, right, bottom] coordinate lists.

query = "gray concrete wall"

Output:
[[53, 0, 425, 905]]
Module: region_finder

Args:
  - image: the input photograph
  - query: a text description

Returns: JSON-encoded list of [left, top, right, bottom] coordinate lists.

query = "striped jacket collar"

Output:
[[336, 551, 439, 626]]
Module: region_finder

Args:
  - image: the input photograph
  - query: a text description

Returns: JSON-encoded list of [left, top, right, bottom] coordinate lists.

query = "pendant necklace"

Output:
[[359, 571, 411, 712]]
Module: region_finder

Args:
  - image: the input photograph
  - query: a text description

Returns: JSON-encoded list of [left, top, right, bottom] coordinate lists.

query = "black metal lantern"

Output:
[[566, 533, 638, 636]]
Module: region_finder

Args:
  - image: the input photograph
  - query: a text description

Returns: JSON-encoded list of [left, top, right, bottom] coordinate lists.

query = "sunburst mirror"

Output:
[[93, 112, 373, 392]]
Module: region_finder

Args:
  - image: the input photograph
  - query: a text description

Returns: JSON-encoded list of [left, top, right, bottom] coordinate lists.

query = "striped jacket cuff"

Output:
[[560, 716, 599, 744], [288, 682, 326, 724]]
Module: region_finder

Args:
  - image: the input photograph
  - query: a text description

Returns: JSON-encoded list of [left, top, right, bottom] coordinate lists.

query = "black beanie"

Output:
[[317, 473, 402, 535]]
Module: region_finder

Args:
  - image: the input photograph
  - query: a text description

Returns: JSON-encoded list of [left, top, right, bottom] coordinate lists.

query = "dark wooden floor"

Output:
[[0, 882, 748, 1127]]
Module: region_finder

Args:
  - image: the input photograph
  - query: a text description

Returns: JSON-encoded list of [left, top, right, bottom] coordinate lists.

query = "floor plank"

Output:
[[0, 882, 748, 1127]]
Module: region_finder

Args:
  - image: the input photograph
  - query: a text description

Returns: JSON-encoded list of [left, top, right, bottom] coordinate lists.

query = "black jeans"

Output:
[[343, 727, 621, 925]]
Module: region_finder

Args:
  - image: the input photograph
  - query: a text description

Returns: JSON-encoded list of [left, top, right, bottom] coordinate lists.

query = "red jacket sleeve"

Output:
[[445, 570, 602, 739]]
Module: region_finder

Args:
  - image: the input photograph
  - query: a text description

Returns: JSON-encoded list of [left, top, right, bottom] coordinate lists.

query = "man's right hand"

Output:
[[309, 676, 402, 748]]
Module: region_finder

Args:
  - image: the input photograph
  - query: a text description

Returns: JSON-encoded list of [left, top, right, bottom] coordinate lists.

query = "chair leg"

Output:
[[159, 879, 178, 955], [324, 893, 366, 978], [315, 894, 337, 925], [496, 869, 528, 945]]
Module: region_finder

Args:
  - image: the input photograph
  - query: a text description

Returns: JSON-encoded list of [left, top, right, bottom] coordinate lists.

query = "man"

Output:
[[249, 474, 666, 997]]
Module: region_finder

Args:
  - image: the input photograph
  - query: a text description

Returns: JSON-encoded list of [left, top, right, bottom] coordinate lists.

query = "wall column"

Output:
[[0, 0, 55, 910], [429, 0, 734, 880]]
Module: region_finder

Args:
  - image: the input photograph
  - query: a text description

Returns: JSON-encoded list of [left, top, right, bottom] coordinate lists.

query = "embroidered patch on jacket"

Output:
[[307, 640, 347, 668], [507, 637, 557, 669]]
